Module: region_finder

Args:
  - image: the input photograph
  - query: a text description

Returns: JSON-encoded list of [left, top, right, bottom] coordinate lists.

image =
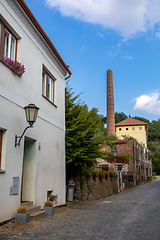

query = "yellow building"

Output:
[[115, 118, 148, 147]]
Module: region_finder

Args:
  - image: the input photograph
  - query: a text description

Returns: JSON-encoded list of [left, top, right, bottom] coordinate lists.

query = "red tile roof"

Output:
[[115, 117, 147, 126], [16, 0, 72, 79]]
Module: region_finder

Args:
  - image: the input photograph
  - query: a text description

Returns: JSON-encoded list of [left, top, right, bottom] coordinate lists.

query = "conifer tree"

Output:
[[65, 83, 103, 177]]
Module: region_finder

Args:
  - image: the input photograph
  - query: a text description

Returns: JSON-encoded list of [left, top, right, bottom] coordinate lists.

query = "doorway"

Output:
[[21, 137, 36, 202]]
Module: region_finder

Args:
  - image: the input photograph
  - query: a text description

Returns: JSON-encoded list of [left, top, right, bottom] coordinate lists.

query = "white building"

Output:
[[0, 0, 71, 222]]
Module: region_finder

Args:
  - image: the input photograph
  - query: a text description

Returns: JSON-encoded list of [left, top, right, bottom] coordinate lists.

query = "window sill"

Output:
[[0, 170, 6, 173], [0, 58, 22, 78], [42, 95, 57, 108]]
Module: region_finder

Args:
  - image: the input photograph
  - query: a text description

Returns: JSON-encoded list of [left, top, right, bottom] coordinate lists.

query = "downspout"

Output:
[[65, 72, 72, 80]]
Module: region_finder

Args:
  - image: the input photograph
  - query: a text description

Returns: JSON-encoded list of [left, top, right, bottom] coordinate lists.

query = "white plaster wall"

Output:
[[0, 0, 67, 222]]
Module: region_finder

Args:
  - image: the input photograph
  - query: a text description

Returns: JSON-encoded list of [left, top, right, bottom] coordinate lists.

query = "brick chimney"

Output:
[[107, 70, 115, 136]]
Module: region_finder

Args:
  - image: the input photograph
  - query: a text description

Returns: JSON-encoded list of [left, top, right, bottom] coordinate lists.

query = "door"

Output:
[[21, 137, 36, 202]]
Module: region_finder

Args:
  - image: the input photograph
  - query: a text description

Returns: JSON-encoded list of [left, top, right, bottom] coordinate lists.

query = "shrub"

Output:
[[49, 194, 56, 202], [105, 171, 109, 180], [98, 170, 105, 180], [17, 205, 28, 214], [109, 171, 114, 179], [82, 168, 91, 180], [44, 201, 53, 207], [91, 169, 98, 180]]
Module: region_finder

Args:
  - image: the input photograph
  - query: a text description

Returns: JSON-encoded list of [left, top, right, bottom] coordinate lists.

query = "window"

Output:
[[119, 128, 121, 131], [139, 127, 142, 130], [132, 127, 135, 130], [116, 165, 123, 171], [126, 128, 128, 130], [1, 24, 17, 60], [42, 69, 55, 103], [99, 165, 108, 171], [0, 130, 3, 170]]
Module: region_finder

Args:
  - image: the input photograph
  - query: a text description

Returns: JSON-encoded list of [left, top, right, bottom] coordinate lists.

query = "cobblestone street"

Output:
[[0, 178, 160, 240]]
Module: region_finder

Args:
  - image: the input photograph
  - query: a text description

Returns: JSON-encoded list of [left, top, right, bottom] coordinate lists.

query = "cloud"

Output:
[[133, 92, 160, 115], [80, 44, 85, 52], [123, 56, 134, 60], [45, 0, 160, 38], [97, 32, 104, 38], [156, 32, 160, 39]]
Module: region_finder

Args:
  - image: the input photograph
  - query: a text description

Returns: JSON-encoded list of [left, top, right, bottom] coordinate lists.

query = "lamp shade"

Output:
[[111, 144, 117, 157], [24, 104, 39, 126]]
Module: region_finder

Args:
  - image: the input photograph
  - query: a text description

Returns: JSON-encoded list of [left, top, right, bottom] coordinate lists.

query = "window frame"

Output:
[[42, 68, 55, 104], [0, 22, 17, 60]]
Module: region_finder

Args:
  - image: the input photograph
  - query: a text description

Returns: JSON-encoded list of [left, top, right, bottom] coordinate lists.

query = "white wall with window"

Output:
[[0, 0, 70, 223]]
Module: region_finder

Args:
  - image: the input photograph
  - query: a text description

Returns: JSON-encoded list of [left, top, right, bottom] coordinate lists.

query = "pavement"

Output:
[[0, 177, 160, 240]]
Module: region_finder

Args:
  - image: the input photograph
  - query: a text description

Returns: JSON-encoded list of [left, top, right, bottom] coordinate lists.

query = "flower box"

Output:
[[1, 57, 25, 77], [43, 206, 54, 215], [15, 212, 30, 223]]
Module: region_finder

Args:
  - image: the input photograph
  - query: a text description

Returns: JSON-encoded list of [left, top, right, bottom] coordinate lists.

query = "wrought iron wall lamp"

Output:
[[15, 103, 39, 147]]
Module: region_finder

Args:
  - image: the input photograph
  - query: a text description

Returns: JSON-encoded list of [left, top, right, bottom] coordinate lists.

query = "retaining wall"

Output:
[[73, 177, 118, 202]]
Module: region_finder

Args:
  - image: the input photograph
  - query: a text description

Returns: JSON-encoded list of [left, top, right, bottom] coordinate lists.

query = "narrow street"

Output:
[[1, 178, 160, 240]]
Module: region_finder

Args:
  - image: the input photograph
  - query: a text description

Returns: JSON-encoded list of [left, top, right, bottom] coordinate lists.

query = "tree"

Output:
[[65, 83, 104, 178], [133, 116, 150, 124], [115, 112, 128, 124]]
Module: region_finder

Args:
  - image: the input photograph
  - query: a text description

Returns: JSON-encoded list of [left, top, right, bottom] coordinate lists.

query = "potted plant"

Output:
[[43, 200, 54, 215], [15, 205, 30, 223], [49, 194, 56, 202]]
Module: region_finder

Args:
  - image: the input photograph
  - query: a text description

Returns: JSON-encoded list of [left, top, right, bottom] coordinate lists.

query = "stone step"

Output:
[[28, 205, 41, 213], [21, 201, 33, 207], [21, 202, 47, 221], [30, 210, 47, 221]]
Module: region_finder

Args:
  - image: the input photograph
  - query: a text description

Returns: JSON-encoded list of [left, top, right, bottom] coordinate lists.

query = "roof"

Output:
[[115, 117, 147, 127], [16, 0, 72, 79]]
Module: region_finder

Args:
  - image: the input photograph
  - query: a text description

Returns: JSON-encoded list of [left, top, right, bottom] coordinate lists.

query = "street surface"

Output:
[[0, 177, 160, 240]]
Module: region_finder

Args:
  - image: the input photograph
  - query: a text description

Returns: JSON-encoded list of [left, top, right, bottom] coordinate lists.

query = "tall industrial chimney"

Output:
[[107, 70, 115, 136]]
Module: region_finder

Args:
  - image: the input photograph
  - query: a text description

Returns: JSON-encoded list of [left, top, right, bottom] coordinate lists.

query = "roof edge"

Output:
[[16, 0, 72, 78]]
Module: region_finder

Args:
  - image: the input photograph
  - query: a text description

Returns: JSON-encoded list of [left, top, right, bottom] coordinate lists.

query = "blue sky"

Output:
[[25, 0, 160, 122]]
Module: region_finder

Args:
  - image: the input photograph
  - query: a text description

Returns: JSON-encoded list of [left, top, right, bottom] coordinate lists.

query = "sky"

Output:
[[24, 0, 160, 122]]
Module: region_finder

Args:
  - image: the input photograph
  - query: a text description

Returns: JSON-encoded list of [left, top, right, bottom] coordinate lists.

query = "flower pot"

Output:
[[15, 212, 30, 223], [43, 206, 54, 215]]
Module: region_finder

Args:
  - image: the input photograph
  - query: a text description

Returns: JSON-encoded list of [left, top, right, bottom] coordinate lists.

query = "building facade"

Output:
[[0, 0, 71, 222], [115, 117, 148, 147], [117, 140, 152, 184]]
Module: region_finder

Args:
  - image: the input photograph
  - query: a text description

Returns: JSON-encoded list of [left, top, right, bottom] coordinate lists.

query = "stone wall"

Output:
[[73, 177, 117, 202]]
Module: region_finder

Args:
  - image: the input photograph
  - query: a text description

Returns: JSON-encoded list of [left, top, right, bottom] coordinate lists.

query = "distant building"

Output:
[[115, 117, 148, 147]]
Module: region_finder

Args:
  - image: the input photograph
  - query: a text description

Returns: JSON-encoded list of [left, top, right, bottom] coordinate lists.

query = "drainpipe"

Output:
[[65, 72, 72, 80], [65, 66, 72, 80]]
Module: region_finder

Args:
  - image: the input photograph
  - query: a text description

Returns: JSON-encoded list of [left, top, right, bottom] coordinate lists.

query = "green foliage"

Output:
[[133, 116, 150, 124], [98, 170, 105, 180], [109, 171, 114, 179], [147, 142, 157, 152], [65, 82, 104, 175], [82, 168, 91, 180], [49, 194, 56, 202], [148, 120, 160, 141], [152, 176, 157, 180], [91, 169, 98, 180], [115, 112, 128, 124], [104, 171, 109, 180]]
